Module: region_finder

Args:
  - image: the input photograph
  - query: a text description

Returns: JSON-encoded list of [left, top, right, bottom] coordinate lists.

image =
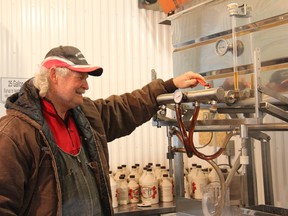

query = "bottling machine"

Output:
[[151, 0, 288, 215]]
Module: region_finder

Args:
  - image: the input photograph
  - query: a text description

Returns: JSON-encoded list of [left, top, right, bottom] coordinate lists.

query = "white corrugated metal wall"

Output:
[[0, 0, 173, 172]]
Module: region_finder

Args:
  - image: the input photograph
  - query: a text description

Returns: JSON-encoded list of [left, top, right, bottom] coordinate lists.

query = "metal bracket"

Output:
[[260, 102, 288, 122], [259, 85, 288, 105], [248, 131, 271, 142], [227, 3, 252, 17]]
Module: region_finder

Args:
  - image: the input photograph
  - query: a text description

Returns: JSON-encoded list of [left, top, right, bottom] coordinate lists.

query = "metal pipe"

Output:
[[155, 121, 288, 132], [240, 124, 249, 174], [261, 139, 274, 205], [253, 47, 263, 122], [196, 123, 288, 132], [247, 123, 288, 131], [167, 126, 174, 178], [156, 87, 225, 105]]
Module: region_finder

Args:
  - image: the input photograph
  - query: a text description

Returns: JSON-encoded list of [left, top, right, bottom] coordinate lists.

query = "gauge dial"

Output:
[[173, 89, 184, 104], [215, 39, 229, 56]]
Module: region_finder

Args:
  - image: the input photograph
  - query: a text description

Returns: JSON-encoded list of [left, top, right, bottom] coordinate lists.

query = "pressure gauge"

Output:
[[215, 39, 230, 56], [173, 89, 184, 104], [215, 39, 244, 56]]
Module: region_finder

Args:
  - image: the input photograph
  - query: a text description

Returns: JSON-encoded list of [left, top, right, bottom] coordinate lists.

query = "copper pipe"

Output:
[[175, 104, 193, 157], [188, 103, 200, 144], [174, 130, 184, 144], [172, 147, 187, 153], [175, 103, 227, 160]]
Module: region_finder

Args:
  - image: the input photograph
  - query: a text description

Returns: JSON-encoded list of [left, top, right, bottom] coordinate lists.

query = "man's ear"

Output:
[[49, 67, 57, 82]]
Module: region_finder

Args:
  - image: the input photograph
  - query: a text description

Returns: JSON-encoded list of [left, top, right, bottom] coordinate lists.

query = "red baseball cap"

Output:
[[41, 46, 103, 76]]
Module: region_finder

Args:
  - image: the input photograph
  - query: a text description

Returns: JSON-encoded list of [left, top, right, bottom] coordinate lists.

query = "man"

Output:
[[0, 45, 206, 215]]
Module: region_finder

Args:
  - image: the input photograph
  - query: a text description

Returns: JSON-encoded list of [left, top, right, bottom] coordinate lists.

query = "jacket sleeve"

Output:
[[0, 116, 40, 216], [81, 78, 177, 142]]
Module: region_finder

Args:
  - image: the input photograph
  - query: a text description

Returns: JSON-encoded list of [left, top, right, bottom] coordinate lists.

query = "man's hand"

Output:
[[173, 71, 208, 89]]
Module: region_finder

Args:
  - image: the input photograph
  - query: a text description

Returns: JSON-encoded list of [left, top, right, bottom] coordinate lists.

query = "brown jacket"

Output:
[[0, 78, 176, 216]]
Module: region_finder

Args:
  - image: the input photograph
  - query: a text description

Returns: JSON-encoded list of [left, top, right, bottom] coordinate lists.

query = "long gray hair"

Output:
[[33, 66, 69, 98]]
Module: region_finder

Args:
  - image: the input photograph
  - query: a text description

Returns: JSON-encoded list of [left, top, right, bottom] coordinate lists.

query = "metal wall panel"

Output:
[[0, 0, 173, 172]]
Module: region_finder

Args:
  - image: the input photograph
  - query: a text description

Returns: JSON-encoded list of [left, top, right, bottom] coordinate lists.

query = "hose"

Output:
[[175, 102, 231, 160], [202, 160, 227, 216], [175, 103, 193, 157]]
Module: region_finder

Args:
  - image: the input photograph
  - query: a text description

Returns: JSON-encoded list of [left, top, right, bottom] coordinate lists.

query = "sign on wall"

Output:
[[1, 78, 27, 103]]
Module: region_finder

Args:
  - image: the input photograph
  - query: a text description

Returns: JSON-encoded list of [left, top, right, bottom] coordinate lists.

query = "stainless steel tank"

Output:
[[155, 0, 288, 215]]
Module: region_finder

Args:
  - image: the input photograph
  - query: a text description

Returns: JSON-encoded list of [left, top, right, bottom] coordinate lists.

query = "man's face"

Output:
[[53, 69, 89, 110]]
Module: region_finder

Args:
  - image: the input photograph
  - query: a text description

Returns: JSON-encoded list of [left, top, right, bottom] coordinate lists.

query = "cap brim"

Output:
[[67, 65, 103, 76], [42, 57, 103, 76]]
